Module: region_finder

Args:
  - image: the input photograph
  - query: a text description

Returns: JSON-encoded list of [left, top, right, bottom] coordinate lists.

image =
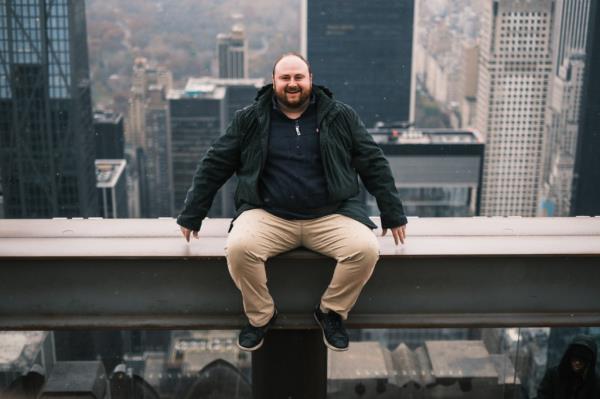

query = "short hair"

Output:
[[272, 52, 312, 76]]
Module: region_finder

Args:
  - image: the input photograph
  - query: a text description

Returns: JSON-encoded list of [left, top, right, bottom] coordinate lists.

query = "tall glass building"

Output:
[[0, 0, 97, 218], [572, 0, 600, 215], [306, 0, 415, 128]]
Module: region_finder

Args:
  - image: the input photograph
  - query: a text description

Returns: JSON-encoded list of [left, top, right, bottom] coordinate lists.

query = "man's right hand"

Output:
[[180, 226, 199, 242]]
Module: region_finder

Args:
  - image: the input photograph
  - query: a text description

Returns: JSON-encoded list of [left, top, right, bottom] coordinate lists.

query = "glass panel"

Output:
[[327, 327, 600, 399], [0, 330, 252, 399], [1, 328, 598, 398]]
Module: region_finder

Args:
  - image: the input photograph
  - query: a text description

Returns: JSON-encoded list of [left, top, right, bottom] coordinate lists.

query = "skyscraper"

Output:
[[217, 25, 248, 79], [94, 111, 125, 159], [0, 0, 98, 218], [476, 0, 554, 216], [127, 57, 173, 150], [144, 84, 173, 217], [307, 0, 415, 128], [95, 159, 128, 219], [126, 57, 173, 217], [169, 84, 226, 217], [169, 78, 263, 217], [572, 0, 600, 215], [541, 0, 592, 216]]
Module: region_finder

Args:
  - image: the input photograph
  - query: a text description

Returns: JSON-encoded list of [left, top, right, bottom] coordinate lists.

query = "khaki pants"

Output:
[[225, 209, 380, 327]]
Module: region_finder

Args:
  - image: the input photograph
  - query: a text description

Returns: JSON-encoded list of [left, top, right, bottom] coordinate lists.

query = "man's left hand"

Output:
[[381, 225, 407, 246]]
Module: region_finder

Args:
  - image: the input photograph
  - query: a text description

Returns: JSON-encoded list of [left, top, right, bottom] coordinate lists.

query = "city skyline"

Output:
[[1, 2, 600, 398], [0, 0, 597, 220]]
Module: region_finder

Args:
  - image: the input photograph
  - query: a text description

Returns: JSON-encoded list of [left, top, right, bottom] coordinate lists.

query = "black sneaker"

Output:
[[237, 308, 278, 352], [314, 306, 349, 351]]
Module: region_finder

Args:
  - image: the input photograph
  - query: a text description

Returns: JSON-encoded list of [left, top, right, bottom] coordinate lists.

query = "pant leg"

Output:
[[301, 214, 380, 320], [225, 209, 301, 326]]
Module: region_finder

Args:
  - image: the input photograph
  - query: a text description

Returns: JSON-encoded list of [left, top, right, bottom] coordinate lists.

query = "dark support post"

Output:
[[252, 329, 327, 399]]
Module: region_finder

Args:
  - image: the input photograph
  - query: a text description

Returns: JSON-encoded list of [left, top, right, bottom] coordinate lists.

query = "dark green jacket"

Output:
[[176, 84, 407, 231]]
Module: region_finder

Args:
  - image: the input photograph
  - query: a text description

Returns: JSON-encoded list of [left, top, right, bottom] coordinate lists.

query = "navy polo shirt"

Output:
[[258, 96, 338, 219]]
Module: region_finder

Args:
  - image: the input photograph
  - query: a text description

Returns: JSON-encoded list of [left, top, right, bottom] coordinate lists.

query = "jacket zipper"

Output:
[[295, 119, 301, 136]]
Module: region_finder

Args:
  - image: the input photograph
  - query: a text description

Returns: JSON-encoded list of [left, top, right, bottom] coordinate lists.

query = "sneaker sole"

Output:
[[236, 338, 264, 352], [313, 312, 349, 352]]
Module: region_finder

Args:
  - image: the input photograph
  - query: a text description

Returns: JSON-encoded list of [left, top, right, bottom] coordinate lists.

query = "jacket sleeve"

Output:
[[176, 112, 242, 231], [344, 106, 408, 228]]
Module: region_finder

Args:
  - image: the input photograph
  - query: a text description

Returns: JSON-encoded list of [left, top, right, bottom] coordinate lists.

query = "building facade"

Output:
[[94, 111, 125, 160], [307, 0, 414, 128], [366, 127, 484, 218], [0, 0, 98, 218], [126, 57, 174, 217], [169, 85, 226, 217], [95, 159, 128, 219], [572, 0, 600, 215], [476, 0, 555, 216], [169, 78, 262, 218], [217, 25, 248, 79], [541, 0, 592, 216], [142, 84, 173, 217]]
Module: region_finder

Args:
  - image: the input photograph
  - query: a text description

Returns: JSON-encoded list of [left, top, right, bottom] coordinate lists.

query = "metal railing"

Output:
[[1, 217, 600, 398]]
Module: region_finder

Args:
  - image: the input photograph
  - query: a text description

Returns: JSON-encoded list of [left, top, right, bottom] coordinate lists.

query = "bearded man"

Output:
[[177, 53, 407, 352]]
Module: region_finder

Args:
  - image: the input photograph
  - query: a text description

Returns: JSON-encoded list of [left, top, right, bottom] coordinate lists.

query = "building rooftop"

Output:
[[185, 77, 264, 91], [328, 340, 520, 387], [41, 361, 106, 398], [390, 343, 434, 386], [368, 127, 483, 145], [167, 85, 226, 100], [93, 111, 123, 125], [169, 331, 241, 374], [95, 159, 127, 189], [0, 332, 48, 372], [328, 341, 390, 380], [426, 340, 497, 379], [167, 77, 264, 100]]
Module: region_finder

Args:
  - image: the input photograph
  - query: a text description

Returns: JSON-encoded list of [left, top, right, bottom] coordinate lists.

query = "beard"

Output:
[[274, 84, 312, 110]]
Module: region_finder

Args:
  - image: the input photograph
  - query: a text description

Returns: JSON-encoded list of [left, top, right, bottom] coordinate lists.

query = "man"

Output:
[[537, 335, 600, 399], [177, 53, 407, 352]]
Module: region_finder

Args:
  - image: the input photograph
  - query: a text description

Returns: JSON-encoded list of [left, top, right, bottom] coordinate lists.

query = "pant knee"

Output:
[[364, 239, 380, 263], [225, 237, 258, 275], [339, 238, 380, 269], [356, 236, 380, 262]]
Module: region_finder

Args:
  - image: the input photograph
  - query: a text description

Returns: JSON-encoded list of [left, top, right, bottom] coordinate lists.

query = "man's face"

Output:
[[272, 56, 312, 110], [571, 357, 587, 373]]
